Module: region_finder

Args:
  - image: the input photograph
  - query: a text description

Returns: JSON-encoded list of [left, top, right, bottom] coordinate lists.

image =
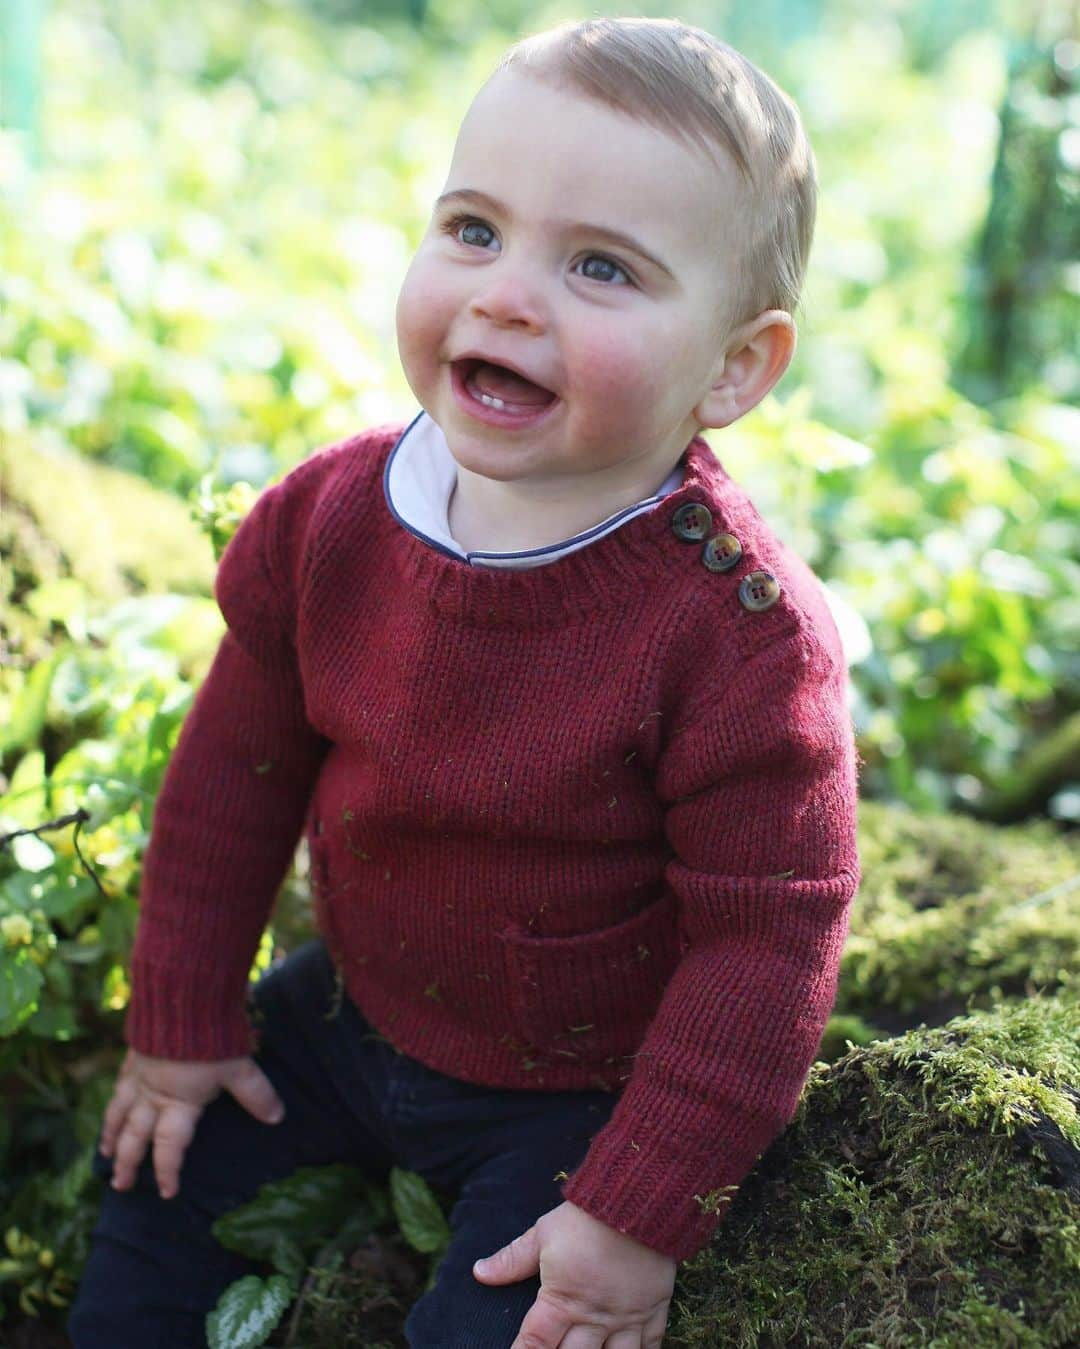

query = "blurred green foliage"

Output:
[[0, 596, 200, 1320]]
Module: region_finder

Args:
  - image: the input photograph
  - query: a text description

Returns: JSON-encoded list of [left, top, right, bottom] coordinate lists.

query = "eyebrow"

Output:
[[434, 188, 676, 279]]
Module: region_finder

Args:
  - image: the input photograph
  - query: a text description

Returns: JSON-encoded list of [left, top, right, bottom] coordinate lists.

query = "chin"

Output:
[[444, 437, 534, 483]]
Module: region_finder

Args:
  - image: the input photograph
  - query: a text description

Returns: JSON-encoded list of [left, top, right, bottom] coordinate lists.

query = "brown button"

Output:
[[702, 532, 743, 573], [671, 502, 712, 542], [738, 570, 781, 612]]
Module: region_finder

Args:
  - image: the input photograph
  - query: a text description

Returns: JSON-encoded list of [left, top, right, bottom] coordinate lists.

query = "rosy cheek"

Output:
[[568, 330, 645, 401], [395, 269, 419, 343], [396, 264, 443, 369]]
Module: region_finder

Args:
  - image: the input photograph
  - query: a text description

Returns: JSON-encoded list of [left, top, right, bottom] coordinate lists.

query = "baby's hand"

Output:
[[474, 1199, 676, 1347], [100, 1047, 285, 1200]]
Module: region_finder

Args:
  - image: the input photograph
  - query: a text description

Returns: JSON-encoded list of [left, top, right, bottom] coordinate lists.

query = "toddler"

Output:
[[69, 16, 860, 1348]]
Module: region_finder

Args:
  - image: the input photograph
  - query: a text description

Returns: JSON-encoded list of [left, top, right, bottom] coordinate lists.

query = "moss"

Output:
[[0, 427, 213, 600], [831, 802, 1079, 1048], [265, 1239, 417, 1348], [665, 990, 1079, 1347]]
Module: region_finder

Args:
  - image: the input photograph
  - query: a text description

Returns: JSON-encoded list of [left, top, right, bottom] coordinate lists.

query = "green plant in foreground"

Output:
[[191, 476, 262, 563], [0, 583, 230, 1323], [0, 1224, 76, 1318], [206, 1165, 450, 1349]]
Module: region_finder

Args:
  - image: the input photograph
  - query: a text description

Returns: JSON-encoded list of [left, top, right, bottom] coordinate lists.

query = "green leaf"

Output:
[[26, 1000, 81, 1041], [0, 655, 63, 758], [88, 594, 192, 653], [390, 1167, 451, 1254], [50, 653, 110, 722], [324, 1201, 385, 1252], [13, 870, 97, 927], [47, 1148, 95, 1211], [211, 1165, 376, 1262], [268, 1234, 305, 1288], [141, 687, 192, 787], [0, 872, 44, 915], [56, 937, 105, 965], [23, 578, 92, 630], [0, 751, 48, 827], [99, 900, 137, 952], [156, 596, 225, 660], [0, 955, 45, 1037], [205, 1274, 292, 1349]]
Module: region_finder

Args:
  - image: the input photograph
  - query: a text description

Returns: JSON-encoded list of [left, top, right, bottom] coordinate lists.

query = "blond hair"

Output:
[[495, 17, 817, 336]]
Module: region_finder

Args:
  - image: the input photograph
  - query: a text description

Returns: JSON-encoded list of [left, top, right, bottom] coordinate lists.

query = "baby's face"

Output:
[[396, 69, 742, 493]]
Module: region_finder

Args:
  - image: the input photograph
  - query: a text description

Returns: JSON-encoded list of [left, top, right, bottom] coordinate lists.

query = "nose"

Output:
[[468, 264, 547, 333]]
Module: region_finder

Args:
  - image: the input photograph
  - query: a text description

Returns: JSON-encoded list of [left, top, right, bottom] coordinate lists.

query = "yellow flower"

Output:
[[1, 915, 34, 948], [101, 965, 131, 1012], [225, 482, 257, 517], [5, 1227, 36, 1258]]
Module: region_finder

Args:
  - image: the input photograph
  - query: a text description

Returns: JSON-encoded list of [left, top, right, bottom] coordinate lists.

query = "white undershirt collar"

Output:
[[382, 412, 685, 570]]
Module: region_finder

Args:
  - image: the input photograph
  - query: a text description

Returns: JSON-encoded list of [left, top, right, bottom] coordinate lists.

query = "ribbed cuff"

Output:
[[560, 1108, 768, 1263], [124, 958, 256, 1061]]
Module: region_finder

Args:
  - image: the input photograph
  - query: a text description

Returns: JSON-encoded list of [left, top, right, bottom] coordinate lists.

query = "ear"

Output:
[[694, 310, 797, 430]]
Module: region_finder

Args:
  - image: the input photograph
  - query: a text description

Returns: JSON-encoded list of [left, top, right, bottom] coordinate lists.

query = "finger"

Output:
[[642, 1305, 670, 1348], [223, 1059, 285, 1125], [152, 1102, 202, 1200], [602, 1329, 645, 1349], [100, 1072, 139, 1157], [558, 1327, 607, 1349], [475, 1224, 540, 1285], [110, 1099, 158, 1191], [511, 1296, 575, 1349]]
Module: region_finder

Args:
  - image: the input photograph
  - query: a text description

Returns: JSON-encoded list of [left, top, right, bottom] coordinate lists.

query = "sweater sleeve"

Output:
[[124, 471, 330, 1060], [560, 624, 860, 1261]]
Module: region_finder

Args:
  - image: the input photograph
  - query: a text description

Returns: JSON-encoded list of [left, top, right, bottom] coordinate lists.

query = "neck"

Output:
[[447, 461, 684, 554]]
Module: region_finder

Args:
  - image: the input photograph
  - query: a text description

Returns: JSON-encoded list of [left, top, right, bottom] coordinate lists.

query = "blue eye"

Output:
[[457, 219, 496, 248], [578, 255, 630, 285]]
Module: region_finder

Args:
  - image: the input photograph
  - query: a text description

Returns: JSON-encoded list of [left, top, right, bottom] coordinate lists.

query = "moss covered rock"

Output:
[[1, 427, 213, 604], [824, 802, 1080, 1057], [666, 990, 1079, 1347]]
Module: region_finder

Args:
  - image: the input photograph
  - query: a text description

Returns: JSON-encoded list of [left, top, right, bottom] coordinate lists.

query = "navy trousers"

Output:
[[67, 939, 617, 1348]]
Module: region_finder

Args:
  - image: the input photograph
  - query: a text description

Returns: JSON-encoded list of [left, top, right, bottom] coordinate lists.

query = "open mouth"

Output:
[[450, 358, 558, 424]]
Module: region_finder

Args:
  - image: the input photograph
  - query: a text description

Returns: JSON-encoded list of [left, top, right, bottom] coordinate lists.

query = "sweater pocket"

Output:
[[500, 891, 681, 1064]]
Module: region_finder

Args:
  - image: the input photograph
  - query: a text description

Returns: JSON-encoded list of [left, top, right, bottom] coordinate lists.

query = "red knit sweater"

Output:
[[126, 422, 860, 1262]]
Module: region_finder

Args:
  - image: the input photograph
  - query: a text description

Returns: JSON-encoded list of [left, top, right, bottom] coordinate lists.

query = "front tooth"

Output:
[[478, 392, 506, 410]]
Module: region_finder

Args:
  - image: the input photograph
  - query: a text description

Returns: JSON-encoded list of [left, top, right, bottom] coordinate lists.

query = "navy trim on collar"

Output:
[[382, 412, 682, 569]]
